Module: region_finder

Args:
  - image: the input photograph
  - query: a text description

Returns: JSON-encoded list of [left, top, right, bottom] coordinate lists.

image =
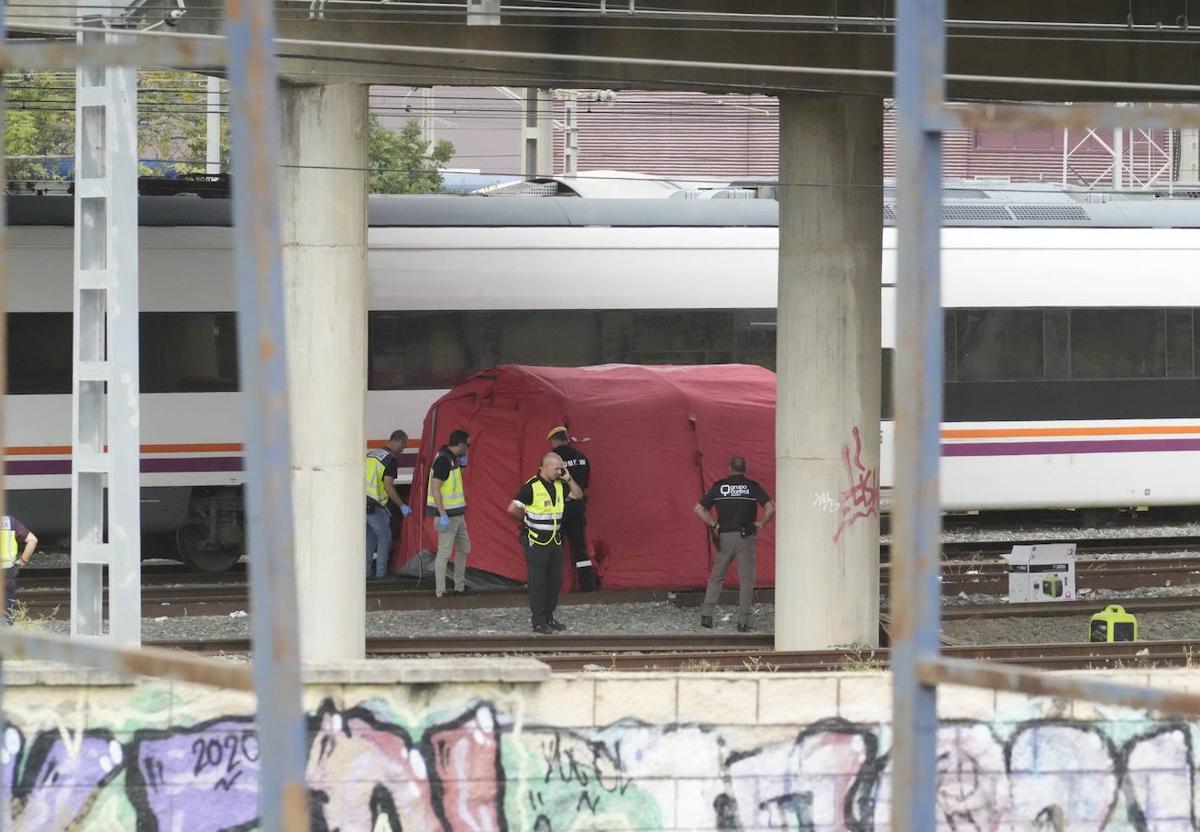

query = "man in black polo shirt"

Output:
[[547, 426, 598, 591], [693, 455, 775, 632]]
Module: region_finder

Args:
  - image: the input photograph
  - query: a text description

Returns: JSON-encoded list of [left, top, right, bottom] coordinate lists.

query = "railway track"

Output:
[[144, 633, 1200, 672], [941, 595, 1200, 620], [891, 555, 1200, 595], [10, 536, 1199, 621], [12, 582, 701, 619], [881, 535, 1200, 561], [16, 558, 1200, 619]]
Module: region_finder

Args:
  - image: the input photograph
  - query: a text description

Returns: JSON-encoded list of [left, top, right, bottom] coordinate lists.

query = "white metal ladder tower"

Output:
[[70, 3, 141, 645]]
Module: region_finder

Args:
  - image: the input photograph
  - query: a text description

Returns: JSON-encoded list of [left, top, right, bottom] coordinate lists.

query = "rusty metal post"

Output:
[[0, 0, 8, 826], [223, 1, 309, 829], [891, 0, 945, 830]]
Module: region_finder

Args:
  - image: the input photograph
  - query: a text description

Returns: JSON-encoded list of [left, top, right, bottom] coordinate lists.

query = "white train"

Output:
[[6, 187, 1199, 569]]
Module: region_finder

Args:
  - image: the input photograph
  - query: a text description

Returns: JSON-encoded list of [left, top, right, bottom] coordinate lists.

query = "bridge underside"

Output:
[[39, 0, 1196, 101]]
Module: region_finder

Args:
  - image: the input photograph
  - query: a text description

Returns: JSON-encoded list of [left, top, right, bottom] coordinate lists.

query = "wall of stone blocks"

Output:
[[0, 660, 1196, 830]]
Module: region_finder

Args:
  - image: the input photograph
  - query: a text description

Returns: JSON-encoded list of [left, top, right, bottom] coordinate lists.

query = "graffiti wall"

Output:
[[0, 666, 1196, 830]]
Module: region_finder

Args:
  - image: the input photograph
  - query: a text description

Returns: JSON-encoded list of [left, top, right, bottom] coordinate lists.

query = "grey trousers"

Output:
[[435, 514, 470, 596], [701, 531, 757, 626]]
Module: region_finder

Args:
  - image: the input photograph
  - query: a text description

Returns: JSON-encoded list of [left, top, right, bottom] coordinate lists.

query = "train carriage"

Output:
[[5, 187, 1199, 570]]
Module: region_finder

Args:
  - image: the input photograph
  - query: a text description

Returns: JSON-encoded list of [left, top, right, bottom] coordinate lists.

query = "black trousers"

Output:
[[562, 500, 598, 592], [524, 540, 563, 627]]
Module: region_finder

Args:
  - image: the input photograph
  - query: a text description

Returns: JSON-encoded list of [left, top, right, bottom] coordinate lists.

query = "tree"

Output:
[[6, 72, 75, 180], [368, 115, 455, 194], [5, 71, 217, 180], [4, 74, 456, 193]]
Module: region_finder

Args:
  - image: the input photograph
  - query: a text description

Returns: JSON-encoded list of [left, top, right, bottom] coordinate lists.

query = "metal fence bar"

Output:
[[0, 38, 227, 69], [919, 657, 1200, 719], [891, 0, 946, 830], [945, 102, 1200, 132], [0, 0, 8, 826], [0, 629, 253, 690], [223, 1, 309, 830]]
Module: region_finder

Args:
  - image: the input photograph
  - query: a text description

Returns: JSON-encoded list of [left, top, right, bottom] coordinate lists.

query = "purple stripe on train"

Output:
[[5, 451, 419, 475], [9, 443, 1197, 475], [5, 458, 243, 475], [943, 437, 1200, 457]]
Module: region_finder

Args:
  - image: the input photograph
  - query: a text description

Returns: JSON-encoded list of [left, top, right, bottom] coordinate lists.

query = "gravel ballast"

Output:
[[92, 599, 777, 643]]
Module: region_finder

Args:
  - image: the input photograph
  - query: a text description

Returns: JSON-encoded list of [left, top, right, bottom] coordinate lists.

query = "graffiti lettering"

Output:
[[0, 696, 1197, 829], [812, 491, 840, 514], [834, 426, 881, 544]]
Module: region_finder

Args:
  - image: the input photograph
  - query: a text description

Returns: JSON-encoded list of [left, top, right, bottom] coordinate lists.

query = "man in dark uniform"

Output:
[[547, 427, 598, 591], [508, 452, 584, 634], [693, 455, 775, 632], [0, 516, 37, 624]]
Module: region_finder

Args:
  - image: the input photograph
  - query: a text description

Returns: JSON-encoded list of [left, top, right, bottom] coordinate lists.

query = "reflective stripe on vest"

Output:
[[426, 452, 467, 511], [524, 478, 564, 546], [0, 517, 17, 569], [365, 449, 392, 506]]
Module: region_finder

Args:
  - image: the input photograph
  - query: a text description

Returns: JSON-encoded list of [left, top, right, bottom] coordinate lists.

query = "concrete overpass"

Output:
[[31, 0, 1200, 100]]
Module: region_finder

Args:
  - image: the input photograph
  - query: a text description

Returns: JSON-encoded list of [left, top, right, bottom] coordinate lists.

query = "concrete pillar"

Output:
[[775, 95, 883, 651], [280, 84, 368, 661]]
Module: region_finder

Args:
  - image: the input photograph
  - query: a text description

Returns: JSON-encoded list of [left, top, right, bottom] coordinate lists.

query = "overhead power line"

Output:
[[23, 19, 1200, 96]]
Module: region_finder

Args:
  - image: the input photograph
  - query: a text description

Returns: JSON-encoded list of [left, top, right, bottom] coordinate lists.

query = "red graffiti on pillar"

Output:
[[833, 426, 880, 544]]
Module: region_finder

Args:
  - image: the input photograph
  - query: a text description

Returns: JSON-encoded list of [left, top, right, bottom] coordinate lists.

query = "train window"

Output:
[[369, 311, 469, 390], [8, 313, 72, 394], [140, 312, 238, 393], [734, 310, 776, 370], [368, 308, 780, 390], [1195, 310, 1200, 378], [1071, 309, 1165, 380], [487, 311, 602, 368], [954, 309, 1044, 381], [1167, 309, 1194, 379], [626, 310, 734, 364], [943, 312, 957, 382], [1043, 310, 1070, 380]]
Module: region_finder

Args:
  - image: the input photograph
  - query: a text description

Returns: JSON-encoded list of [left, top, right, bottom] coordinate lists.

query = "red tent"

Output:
[[396, 364, 776, 591]]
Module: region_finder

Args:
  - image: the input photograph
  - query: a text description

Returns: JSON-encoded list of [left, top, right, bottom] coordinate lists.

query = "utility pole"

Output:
[[421, 87, 435, 145], [71, 0, 141, 645], [521, 87, 553, 178], [563, 91, 579, 175], [1113, 126, 1124, 190], [1179, 128, 1200, 183], [206, 75, 221, 174]]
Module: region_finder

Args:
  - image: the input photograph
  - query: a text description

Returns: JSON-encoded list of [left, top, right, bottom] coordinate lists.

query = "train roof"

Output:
[[9, 189, 1200, 228]]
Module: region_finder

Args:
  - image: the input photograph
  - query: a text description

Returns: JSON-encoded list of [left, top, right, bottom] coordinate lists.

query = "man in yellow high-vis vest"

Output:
[[365, 429, 412, 579], [425, 429, 473, 598], [0, 515, 37, 624], [508, 452, 583, 634]]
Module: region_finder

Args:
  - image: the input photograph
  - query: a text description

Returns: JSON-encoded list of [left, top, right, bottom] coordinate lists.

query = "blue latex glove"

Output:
[[437, 513, 450, 529], [399, 503, 413, 518]]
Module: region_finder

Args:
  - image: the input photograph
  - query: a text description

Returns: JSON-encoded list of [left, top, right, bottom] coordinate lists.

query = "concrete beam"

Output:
[[117, 0, 1200, 101]]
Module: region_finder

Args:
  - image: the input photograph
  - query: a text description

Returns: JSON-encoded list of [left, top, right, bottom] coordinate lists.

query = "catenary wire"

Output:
[[24, 19, 1200, 96]]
